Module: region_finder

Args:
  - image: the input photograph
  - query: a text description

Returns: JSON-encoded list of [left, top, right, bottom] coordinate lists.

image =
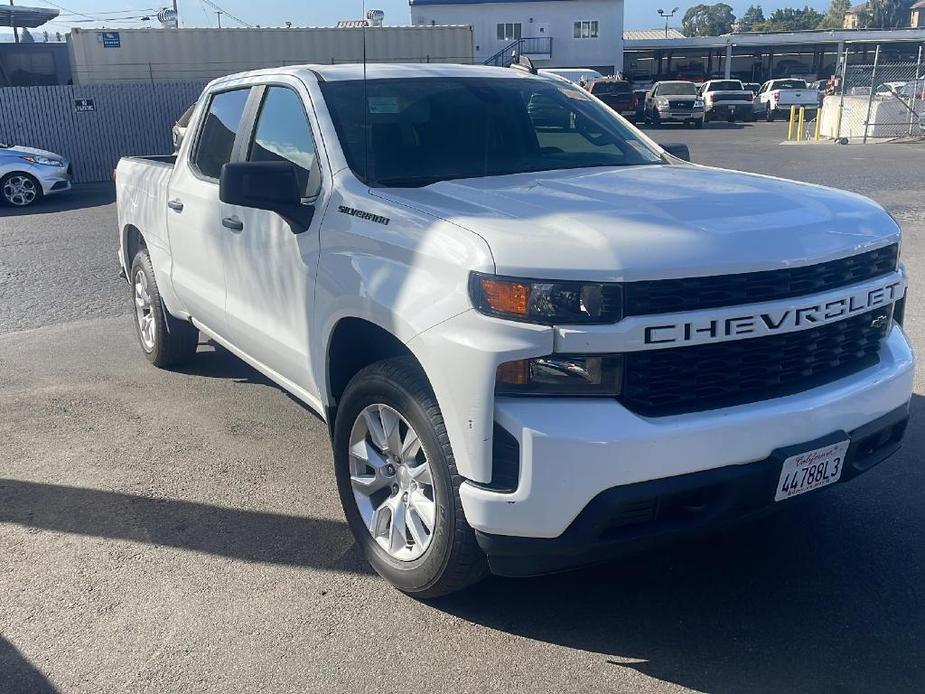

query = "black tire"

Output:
[[704, 111, 711, 123], [766, 107, 775, 122], [0, 172, 43, 208], [652, 112, 662, 128], [333, 357, 489, 598], [694, 118, 704, 129], [129, 250, 199, 368], [727, 113, 736, 123]]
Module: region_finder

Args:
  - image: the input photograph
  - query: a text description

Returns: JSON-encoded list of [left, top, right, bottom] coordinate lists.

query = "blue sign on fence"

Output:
[[100, 32, 121, 48]]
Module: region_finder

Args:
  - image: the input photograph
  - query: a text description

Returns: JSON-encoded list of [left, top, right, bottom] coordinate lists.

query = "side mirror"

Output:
[[219, 161, 315, 231], [660, 143, 691, 162]]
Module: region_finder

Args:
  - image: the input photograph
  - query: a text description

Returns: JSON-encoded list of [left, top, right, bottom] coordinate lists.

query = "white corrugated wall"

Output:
[[68, 26, 475, 85]]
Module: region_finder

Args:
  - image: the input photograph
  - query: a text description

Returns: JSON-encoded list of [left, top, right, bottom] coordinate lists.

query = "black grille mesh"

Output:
[[624, 245, 899, 317], [621, 307, 892, 416]]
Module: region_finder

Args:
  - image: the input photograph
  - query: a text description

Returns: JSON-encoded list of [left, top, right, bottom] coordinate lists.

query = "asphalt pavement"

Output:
[[1, 121, 923, 693]]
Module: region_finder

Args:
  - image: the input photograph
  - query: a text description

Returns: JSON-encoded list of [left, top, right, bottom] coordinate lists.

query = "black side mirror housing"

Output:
[[220, 161, 315, 232], [660, 143, 691, 162]]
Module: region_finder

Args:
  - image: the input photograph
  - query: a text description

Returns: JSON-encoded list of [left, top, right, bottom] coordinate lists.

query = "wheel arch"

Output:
[[324, 316, 427, 435]]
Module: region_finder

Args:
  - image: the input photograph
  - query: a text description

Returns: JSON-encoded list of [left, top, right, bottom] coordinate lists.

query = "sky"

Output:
[[6, 0, 834, 38]]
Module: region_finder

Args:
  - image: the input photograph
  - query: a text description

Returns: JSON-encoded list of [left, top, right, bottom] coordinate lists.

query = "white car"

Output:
[[0, 143, 71, 207], [115, 63, 913, 597]]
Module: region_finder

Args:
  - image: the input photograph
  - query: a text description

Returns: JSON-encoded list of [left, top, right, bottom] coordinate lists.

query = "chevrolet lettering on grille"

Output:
[[640, 276, 905, 348]]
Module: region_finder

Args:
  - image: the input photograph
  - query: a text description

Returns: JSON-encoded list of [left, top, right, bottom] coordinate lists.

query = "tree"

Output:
[[739, 4, 766, 31], [682, 3, 737, 36], [863, 0, 915, 28], [20, 28, 35, 43], [755, 6, 826, 31], [817, 0, 852, 28]]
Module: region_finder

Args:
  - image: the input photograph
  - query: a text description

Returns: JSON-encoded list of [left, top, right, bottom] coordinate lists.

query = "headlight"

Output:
[[656, 97, 670, 108], [469, 273, 623, 324], [694, 99, 705, 108], [22, 155, 65, 167], [496, 355, 623, 397]]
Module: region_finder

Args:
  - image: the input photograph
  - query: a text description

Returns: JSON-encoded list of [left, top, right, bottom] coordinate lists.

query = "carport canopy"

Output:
[[1, 5, 59, 28]]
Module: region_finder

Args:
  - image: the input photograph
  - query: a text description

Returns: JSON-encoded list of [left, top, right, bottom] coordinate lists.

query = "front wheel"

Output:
[[333, 357, 488, 598], [130, 250, 199, 367], [766, 107, 776, 122], [1, 172, 42, 207], [694, 118, 704, 129]]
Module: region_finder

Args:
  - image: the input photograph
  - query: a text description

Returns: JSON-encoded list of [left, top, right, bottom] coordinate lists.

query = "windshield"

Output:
[[656, 82, 698, 96], [320, 77, 663, 188], [706, 81, 743, 91]]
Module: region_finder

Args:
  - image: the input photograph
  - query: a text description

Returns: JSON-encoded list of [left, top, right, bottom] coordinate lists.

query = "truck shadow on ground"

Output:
[[0, 183, 115, 217], [0, 636, 57, 693], [0, 479, 362, 572], [434, 393, 925, 693]]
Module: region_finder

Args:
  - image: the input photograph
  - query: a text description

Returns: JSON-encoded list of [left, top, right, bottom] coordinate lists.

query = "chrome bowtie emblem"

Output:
[[870, 314, 890, 329]]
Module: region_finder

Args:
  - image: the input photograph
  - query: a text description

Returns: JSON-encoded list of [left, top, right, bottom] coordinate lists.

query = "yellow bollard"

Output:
[[787, 105, 798, 140], [797, 107, 805, 142], [814, 111, 822, 141]]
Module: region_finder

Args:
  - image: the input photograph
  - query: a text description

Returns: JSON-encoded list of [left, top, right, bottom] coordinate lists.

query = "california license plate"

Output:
[[775, 440, 849, 502]]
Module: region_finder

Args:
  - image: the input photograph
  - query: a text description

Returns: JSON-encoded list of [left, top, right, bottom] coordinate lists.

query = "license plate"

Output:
[[775, 440, 849, 502]]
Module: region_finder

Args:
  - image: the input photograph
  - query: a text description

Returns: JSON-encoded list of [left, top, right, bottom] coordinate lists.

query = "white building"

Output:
[[410, 0, 624, 75]]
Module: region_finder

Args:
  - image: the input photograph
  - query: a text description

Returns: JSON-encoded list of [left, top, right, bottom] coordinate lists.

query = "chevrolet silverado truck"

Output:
[[700, 79, 756, 123], [755, 78, 820, 121], [116, 63, 914, 597]]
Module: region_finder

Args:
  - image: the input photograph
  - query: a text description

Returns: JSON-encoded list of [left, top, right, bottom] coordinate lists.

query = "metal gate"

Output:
[[0, 81, 206, 183]]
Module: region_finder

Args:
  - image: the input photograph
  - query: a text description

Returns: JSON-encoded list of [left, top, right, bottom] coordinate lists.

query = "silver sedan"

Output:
[[0, 144, 72, 207]]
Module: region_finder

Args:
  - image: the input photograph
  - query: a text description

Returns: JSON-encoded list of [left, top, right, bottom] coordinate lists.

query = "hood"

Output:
[[377, 164, 900, 282], [1, 145, 66, 161]]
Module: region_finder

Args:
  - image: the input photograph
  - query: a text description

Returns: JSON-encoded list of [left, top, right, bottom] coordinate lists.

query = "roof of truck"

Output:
[[211, 63, 544, 87]]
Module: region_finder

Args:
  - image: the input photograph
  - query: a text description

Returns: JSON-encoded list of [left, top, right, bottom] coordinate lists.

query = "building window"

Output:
[[497, 23, 522, 41], [573, 20, 599, 39]]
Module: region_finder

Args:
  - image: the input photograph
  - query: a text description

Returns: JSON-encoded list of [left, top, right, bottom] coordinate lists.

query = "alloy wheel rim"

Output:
[[134, 269, 156, 351], [348, 404, 437, 561], [3, 176, 37, 206]]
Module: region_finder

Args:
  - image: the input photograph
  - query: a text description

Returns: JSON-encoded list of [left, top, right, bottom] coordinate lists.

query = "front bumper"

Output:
[[34, 164, 71, 196], [460, 325, 914, 547], [476, 404, 910, 577], [657, 109, 703, 122]]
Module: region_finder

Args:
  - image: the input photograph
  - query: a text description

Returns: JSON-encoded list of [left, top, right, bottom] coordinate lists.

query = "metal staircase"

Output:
[[483, 37, 552, 68]]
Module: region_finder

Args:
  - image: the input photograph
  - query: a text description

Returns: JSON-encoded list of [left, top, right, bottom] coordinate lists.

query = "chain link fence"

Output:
[[828, 44, 925, 143]]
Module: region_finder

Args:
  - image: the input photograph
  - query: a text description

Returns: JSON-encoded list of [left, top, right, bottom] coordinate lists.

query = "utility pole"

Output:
[[216, 10, 223, 28], [10, 0, 20, 44], [172, 0, 179, 27]]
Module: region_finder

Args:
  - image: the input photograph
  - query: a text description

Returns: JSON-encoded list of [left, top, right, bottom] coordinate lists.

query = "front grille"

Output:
[[668, 100, 693, 110], [624, 244, 898, 317], [621, 307, 891, 416]]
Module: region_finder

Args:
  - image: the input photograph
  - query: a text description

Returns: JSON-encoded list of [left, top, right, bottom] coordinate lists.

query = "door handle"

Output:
[[222, 215, 244, 231], [167, 199, 184, 212]]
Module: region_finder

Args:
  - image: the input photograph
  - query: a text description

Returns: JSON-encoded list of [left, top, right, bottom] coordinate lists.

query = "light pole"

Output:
[[215, 10, 223, 28], [657, 7, 680, 39]]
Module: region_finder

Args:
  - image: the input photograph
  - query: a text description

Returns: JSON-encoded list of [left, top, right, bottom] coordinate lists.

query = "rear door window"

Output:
[[192, 88, 251, 180]]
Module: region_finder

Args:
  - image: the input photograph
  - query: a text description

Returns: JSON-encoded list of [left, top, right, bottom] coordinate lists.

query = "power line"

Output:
[[200, 0, 252, 27]]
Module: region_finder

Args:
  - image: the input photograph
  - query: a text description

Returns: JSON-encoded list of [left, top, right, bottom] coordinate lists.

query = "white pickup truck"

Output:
[[116, 63, 914, 597], [755, 78, 820, 121]]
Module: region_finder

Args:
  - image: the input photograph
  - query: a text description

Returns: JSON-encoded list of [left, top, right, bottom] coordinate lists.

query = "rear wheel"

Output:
[[130, 250, 199, 367], [1, 172, 42, 207], [334, 357, 488, 598]]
